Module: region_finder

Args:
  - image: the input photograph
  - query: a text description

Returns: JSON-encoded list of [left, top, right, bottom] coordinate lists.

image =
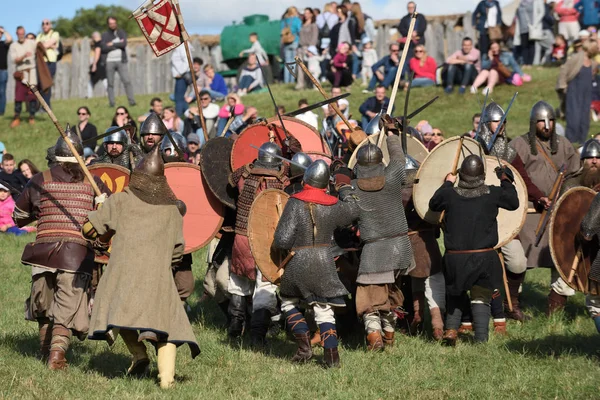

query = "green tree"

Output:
[[53, 5, 138, 38]]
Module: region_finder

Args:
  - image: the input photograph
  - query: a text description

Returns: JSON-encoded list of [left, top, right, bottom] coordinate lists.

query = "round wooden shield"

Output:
[[247, 189, 290, 285], [347, 133, 428, 169], [483, 156, 528, 249], [164, 163, 224, 254], [549, 187, 598, 293], [413, 136, 484, 224], [231, 116, 331, 171], [88, 164, 130, 194], [200, 137, 236, 210]]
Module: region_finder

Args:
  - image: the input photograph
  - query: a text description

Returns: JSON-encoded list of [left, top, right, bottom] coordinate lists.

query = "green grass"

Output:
[[1, 69, 600, 399]]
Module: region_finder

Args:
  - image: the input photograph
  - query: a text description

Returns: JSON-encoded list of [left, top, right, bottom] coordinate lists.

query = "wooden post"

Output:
[[25, 82, 102, 196]]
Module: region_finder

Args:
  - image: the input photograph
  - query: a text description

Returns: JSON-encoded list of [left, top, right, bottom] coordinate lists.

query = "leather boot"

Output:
[[157, 342, 176, 389], [442, 329, 458, 347], [430, 307, 444, 342], [382, 331, 395, 348], [505, 271, 530, 321], [10, 116, 20, 128], [366, 331, 384, 352], [120, 329, 150, 377], [458, 322, 473, 334], [291, 331, 313, 363], [38, 320, 52, 361], [250, 309, 271, 348], [547, 289, 567, 316], [218, 299, 231, 327], [228, 295, 246, 338], [310, 329, 321, 347], [48, 325, 71, 371], [410, 291, 425, 335], [323, 347, 340, 368], [493, 320, 507, 336]]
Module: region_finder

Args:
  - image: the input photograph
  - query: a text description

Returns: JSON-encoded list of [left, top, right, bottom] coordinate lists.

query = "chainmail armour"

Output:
[[581, 193, 600, 283], [128, 171, 178, 205], [478, 122, 517, 162], [349, 136, 413, 276], [454, 172, 490, 198], [95, 144, 144, 170], [274, 198, 356, 304]]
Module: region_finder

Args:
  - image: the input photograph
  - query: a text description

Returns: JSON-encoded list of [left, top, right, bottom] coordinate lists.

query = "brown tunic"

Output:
[[510, 134, 580, 267]]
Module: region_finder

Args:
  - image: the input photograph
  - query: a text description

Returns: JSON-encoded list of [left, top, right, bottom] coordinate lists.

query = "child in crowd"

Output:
[[551, 34, 568, 64], [239, 32, 269, 66], [306, 45, 324, 86], [360, 38, 378, 87], [0, 182, 35, 235]]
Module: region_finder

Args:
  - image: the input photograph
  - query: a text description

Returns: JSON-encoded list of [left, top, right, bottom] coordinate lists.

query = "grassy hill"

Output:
[[1, 69, 600, 399]]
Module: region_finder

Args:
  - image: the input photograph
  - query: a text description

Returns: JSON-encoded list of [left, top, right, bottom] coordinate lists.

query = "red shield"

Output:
[[164, 163, 224, 254], [88, 164, 130, 194], [134, 0, 184, 57], [231, 116, 332, 171]]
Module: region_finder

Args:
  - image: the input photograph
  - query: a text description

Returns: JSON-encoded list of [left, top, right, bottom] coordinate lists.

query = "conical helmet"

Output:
[[140, 112, 168, 136], [54, 123, 83, 161]]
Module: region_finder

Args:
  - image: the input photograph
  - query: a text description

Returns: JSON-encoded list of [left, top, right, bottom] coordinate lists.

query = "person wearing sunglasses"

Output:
[[36, 20, 60, 109], [430, 128, 445, 148], [407, 45, 437, 89], [74, 106, 98, 153], [364, 43, 401, 92], [111, 106, 138, 143]]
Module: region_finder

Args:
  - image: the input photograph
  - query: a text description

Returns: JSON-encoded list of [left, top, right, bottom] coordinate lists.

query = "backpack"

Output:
[[56, 40, 64, 62]]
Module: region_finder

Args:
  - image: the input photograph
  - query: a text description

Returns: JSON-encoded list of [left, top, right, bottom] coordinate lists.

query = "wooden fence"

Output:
[[6, 13, 477, 103]]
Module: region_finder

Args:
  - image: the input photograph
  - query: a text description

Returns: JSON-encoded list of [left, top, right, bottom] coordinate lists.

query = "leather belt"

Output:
[[408, 228, 435, 236], [363, 231, 408, 245], [446, 248, 494, 254]]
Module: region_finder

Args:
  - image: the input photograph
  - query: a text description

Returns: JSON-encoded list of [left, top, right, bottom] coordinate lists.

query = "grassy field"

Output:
[[1, 69, 600, 399]]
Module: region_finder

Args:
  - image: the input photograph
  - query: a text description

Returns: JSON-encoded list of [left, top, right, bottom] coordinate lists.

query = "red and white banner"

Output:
[[133, 0, 189, 57]]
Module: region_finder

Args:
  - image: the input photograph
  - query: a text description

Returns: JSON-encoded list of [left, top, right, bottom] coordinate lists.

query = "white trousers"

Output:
[[558, 21, 581, 42], [280, 297, 336, 324], [364, 311, 396, 334], [502, 239, 528, 274], [228, 269, 278, 314], [412, 272, 446, 312], [586, 293, 600, 317]]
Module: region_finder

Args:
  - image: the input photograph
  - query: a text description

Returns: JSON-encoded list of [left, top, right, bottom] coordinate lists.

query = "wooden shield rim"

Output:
[[165, 162, 224, 254], [549, 186, 597, 292], [407, 135, 429, 164], [199, 137, 236, 210], [88, 163, 131, 175], [247, 189, 290, 285], [413, 136, 484, 224], [267, 115, 332, 156], [484, 156, 528, 249]]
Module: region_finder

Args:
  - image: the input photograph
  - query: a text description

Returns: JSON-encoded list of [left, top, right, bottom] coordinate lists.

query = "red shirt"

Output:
[[409, 56, 437, 81]]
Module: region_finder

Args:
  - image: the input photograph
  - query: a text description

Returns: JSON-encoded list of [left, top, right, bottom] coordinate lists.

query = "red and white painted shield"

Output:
[[134, 0, 186, 57]]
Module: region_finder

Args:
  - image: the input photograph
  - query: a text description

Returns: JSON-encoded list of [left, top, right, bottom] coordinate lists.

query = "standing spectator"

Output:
[[472, 0, 503, 57], [111, 106, 138, 143], [18, 159, 40, 180], [558, 39, 599, 143], [185, 90, 220, 139], [316, 3, 339, 43], [36, 19, 59, 108], [88, 31, 107, 98], [239, 33, 269, 65], [349, 2, 366, 79], [360, 37, 378, 87], [407, 44, 437, 88], [138, 97, 163, 123], [0, 154, 28, 199], [359, 85, 390, 129], [237, 54, 264, 96], [329, 5, 356, 59], [203, 64, 227, 101], [555, 0, 581, 42], [9, 26, 36, 128], [216, 93, 245, 136], [365, 43, 401, 92], [171, 43, 191, 117], [576, 0, 600, 29], [75, 106, 98, 153], [296, 8, 319, 90], [515, 0, 544, 68], [295, 98, 319, 129], [328, 42, 353, 88], [465, 113, 482, 137], [184, 57, 209, 103], [398, 1, 427, 76], [445, 37, 481, 94], [101, 16, 136, 107], [162, 106, 185, 133], [358, 3, 377, 47], [281, 7, 302, 84], [0, 26, 12, 116], [534, 1, 556, 65]]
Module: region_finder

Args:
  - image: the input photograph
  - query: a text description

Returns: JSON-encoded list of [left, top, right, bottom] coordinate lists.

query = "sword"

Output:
[[473, 89, 489, 142], [284, 93, 351, 117], [487, 92, 518, 152], [82, 124, 135, 145], [406, 95, 439, 120], [534, 164, 566, 246]]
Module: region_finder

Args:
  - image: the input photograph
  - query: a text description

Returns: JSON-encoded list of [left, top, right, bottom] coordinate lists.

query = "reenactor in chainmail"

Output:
[[274, 160, 357, 368], [343, 133, 412, 351], [510, 101, 580, 315], [228, 142, 290, 346], [429, 155, 519, 345], [139, 112, 168, 154], [92, 127, 143, 170], [284, 152, 312, 196], [581, 188, 600, 336], [561, 139, 600, 194]]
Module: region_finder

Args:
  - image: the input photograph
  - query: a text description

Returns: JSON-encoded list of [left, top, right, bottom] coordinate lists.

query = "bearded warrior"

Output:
[[93, 127, 143, 170], [12, 126, 110, 370], [562, 139, 600, 193], [83, 145, 199, 389], [510, 101, 580, 315], [139, 112, 167, 154], [429, 155, 519, 345], [274, 160, 356, 367], [345, 134, 412, 351], [228, 142, 290, 346]]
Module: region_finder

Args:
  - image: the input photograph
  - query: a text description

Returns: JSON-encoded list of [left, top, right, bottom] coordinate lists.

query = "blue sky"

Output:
[[1, 0, 513, 38]]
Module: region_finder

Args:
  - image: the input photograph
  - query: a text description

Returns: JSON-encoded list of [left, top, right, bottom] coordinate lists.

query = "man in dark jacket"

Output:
[[101, 16, 136, 107], [398, 2, 427, 46], [365, 43, 401, 92], [359, 85, 391, 129]]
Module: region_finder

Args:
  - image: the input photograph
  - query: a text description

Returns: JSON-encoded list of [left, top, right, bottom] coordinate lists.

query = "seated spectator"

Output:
[[111, 106, 138, 143], [360, 38, 378, 87], [229, 106, 259, 137], [365, 43, 401, 92], [75, 106, 98, 153], [239, 32, 269, 65], [359, 85, 391, 130], [322, 86, 350, 119], [184, 58, 209, 103], [419, 123, 435, 150], [185, 90, 220, 139], [237, 53, 264, 96], [217, 93, 245, 137], [550, 34, 568, 65], [0, 181, 34, 235], [465, 113, 481, 138], [162, 106, 185, 133], [445, 37, 481, 94], [0, 154, 28, 199], [277, 105, 286, 115], [203, 64, 228, 101], [406, 45, 437, 89], [430, 127, 444, 149], [186, 133, 202, 158], [328, 42, 353, 89], [471, 41, 531, 94], [295, 98, 319, 129], [137, 97, 164, 123], [18, 159, 39, 180]]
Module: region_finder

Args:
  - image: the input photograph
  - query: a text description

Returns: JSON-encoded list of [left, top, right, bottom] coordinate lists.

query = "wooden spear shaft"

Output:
[[25, 81, 102, 196]]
